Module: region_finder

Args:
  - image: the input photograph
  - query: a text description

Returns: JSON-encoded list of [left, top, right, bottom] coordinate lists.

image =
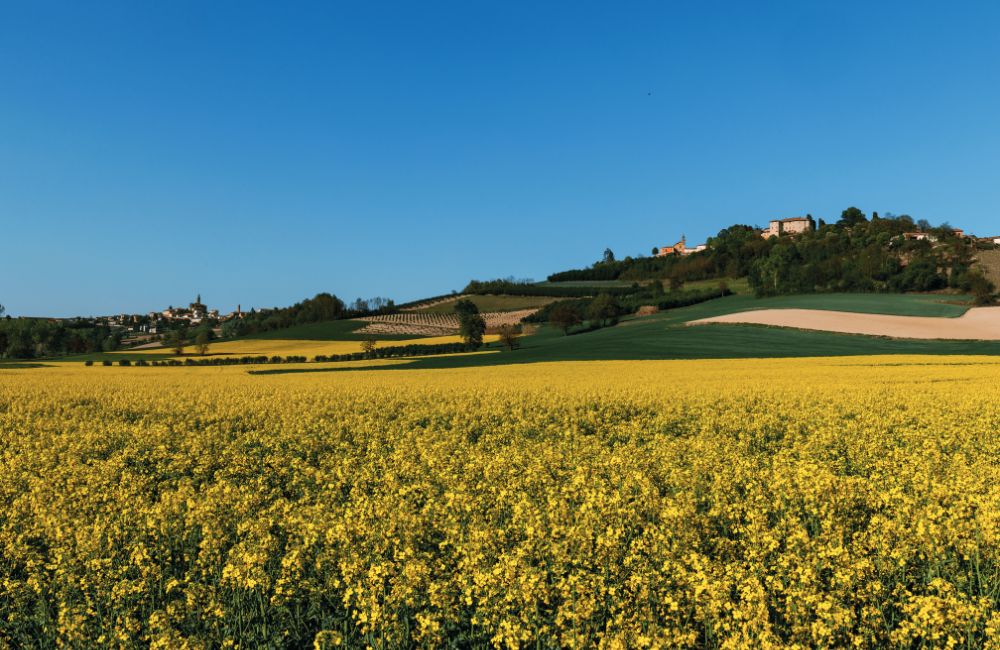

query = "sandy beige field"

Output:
[[689, 306, 1000, 340]]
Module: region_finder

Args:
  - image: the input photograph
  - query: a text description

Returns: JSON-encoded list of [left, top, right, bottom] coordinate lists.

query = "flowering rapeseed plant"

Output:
[[0, 357, 997, 647]]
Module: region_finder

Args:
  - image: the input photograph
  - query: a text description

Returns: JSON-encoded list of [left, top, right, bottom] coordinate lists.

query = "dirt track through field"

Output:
[[688, 307, 1000, 340]]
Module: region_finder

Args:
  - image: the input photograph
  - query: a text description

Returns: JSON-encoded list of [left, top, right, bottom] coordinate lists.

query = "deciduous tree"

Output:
[[195, 331, 210, 356], [167, 328, 187, 356], [454, 299, 486, 348], [549, 305, 582, 335], [497, 324, 520, 351], [587, 293, 622, 326]]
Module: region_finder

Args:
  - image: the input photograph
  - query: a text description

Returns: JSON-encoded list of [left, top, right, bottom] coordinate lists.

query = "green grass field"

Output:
[[539, 276, 751, 295], [681, 277, 751, 294], [534, 280, 636, 288], [253, 293, 999, 374], [416, 294, 556, 314], [730, 292, 971, 317]]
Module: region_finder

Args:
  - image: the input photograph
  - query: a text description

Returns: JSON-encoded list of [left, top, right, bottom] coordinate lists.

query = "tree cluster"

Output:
[[747, 210, 983, 296], [528, 286, 730, 335], [220, 293, 396, 338], [0, 318, 121, 359], [543, 209, 994, 299]]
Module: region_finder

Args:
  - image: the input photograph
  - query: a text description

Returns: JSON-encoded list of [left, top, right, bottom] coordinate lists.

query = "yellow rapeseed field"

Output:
[[116, 334, 496, 359], [1, 357, 998, 648]]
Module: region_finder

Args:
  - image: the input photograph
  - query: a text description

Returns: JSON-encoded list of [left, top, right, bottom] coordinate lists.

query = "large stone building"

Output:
[[762, 216, 814, 238]]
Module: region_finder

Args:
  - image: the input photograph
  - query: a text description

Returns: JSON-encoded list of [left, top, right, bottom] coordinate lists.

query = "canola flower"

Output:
[[111, 334, 497, 359], [0, 357, 998, 648]]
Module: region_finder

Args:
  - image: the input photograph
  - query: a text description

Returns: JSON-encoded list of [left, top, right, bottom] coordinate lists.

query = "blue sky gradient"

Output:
[[3, 1, 1000, 315]]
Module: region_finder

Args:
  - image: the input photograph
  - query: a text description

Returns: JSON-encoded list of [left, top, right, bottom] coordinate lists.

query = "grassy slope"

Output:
[[535, 277, 752, 294], [719, 292, 971, 317], [416, 294, 557, 314], [32, 292, 984, 367], [251, 293, 999, 374], [681, 277, 751, 295], [534, 280, 636, 288]]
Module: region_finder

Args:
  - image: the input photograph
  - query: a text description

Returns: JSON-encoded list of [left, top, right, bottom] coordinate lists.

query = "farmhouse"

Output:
[[761, 216, 813, 238]]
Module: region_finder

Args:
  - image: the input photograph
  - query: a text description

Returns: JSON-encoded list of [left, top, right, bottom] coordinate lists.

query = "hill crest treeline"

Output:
[[546, 209, 990, 296]]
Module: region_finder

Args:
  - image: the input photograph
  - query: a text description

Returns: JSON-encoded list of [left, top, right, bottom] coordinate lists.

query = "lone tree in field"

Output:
[[497, 324, 521, 351], [587, 293, 622, 327], [195, 330, 210, 356], [549, 304, 582, 335], [454, 298, 486, 348], [166, 328, 187, 356], [361, 337, 377, 358]]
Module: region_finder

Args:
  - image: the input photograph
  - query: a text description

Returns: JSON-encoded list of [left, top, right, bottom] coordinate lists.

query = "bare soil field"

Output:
[[689, 306, 1000, 340]]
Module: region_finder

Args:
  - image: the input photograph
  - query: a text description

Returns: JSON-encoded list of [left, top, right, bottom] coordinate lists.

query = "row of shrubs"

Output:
[[523, 287, 732, 325], [84, 342, 478, 367], [619, 286, 732, 312], [316, 342, 474, 360]]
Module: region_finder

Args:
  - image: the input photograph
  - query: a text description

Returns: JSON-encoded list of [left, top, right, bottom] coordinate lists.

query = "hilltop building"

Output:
[[903, 232, 935, 242], [762, 216, 814, 238], [158, 295, 218, 324], [658, 236, 686, 256], [189, 294, 207, 320], [657, 235, 707, 257]]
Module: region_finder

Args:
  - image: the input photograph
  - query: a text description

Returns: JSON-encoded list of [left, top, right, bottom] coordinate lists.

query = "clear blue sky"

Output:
[[4, 1, 1000, 316]]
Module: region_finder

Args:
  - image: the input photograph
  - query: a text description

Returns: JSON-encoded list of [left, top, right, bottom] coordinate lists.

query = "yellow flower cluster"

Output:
[[111, 334, 496, 359], [0, 357, 998, 648]]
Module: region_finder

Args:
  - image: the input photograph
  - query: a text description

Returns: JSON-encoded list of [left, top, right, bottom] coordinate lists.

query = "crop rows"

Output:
[[399, 295, 468, 312], [354, 310, 538, 336]]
